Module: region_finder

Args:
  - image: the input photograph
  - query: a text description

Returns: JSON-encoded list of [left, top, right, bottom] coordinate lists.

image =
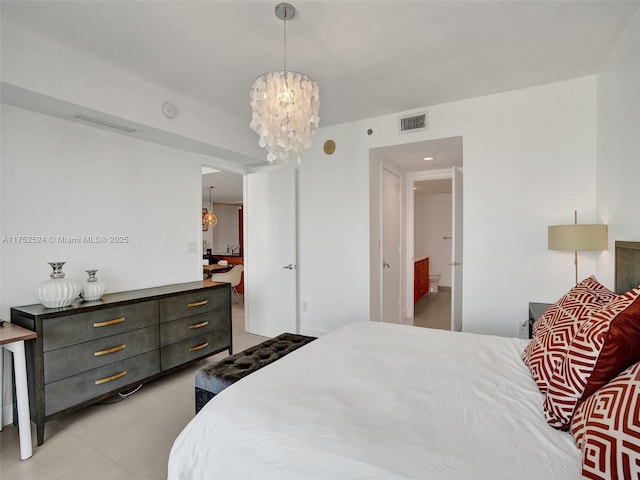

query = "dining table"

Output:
[[203, 263, 232, 279]]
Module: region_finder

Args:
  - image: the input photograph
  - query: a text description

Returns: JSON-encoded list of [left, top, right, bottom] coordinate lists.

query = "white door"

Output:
[[382, 169, 401, 323], [244, 168, 297, 337], [451, 167, 463, 331]]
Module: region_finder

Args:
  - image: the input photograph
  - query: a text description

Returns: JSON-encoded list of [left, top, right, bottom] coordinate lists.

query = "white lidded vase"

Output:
[[81, 269, 107, 301], [34, 262, 80, 308]]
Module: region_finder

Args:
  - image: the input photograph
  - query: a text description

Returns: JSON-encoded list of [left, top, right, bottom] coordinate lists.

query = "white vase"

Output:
[[35, 262, 80, 308], [81, 269, 107, 301]]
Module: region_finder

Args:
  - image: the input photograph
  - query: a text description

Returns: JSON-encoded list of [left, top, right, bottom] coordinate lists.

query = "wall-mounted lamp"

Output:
[[548, 210, 607, 284]]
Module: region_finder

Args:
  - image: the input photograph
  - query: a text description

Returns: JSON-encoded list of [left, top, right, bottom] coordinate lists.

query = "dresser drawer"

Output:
[[42, 301, 158, 352], [160, 329, 230, 371], [159, 288, 229, 323], [159, 309, 228, 347], [44, 326, 159, 384], [44, 350, 160, 416]]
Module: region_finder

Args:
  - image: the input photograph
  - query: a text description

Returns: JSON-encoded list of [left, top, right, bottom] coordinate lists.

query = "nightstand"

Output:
[[528, 302, 553, 338]]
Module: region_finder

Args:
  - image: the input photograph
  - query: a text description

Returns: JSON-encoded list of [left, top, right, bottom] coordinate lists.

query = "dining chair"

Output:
[[210, 264, 244, 304]]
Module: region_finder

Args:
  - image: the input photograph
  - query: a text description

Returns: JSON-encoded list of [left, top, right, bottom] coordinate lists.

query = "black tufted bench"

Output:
[[195, 333, 316, 413]]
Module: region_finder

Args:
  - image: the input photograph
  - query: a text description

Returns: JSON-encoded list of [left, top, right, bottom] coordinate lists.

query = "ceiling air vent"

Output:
[[399, 112, 428, 134]]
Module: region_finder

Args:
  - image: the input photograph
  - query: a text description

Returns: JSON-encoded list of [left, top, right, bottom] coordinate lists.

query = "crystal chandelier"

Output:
[[250, 3, 320, 165]]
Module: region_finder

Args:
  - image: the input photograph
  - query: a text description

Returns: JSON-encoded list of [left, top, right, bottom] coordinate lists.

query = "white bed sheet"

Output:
[[168, 321, 580, 479]]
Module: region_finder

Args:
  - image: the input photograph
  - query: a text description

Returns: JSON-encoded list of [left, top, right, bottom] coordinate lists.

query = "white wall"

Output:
[[415, 192, 453, 287], [1, 104, 204, 313], [596, 8, 640, 287], [0, 105, 203, 423], [299, 76, 599, 337], [297, 120, 373, 336], [201, 203, 241, 255], [211, 204, 241, 254]]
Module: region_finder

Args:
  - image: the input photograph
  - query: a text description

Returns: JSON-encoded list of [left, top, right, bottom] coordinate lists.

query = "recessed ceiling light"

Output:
[[422, 156, 435, 161]]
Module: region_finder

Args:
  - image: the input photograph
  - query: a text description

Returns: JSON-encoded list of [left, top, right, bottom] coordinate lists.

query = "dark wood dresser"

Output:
[[10, 281, 231, 445]]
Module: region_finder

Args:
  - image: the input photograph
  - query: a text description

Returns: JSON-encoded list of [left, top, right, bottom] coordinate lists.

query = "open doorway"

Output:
[[201, 165, 244, 296], [406, 166, 463, 331], [413, 177, 452, 330], [370, 136, 463, 329]]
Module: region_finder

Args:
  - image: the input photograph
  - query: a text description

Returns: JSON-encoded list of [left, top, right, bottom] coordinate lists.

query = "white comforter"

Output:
[[168, 321, 580, 479]]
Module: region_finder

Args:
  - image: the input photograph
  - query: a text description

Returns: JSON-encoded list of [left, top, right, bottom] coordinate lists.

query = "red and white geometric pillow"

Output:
[[544, 287, 640, 429], [570, 361, 640, 480], [522, 276, 616, 393]]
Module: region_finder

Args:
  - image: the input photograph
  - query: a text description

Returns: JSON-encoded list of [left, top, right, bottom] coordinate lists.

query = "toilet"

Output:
[[429, 273, 441, 293]]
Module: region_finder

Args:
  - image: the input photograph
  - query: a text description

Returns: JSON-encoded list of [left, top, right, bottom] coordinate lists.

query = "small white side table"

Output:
[[0, 322, 37, 460]]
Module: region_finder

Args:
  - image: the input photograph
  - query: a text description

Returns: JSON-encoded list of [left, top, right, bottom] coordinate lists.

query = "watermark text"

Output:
[[1, 234, 130, 245]]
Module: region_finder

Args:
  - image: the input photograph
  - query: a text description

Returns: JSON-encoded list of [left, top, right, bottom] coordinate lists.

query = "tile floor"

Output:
[[413, 287, 452, 331], [0, 303, 267, 480]]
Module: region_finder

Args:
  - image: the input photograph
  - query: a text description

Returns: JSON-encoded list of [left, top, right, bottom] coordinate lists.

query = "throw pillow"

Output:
[[523, 276, 616, 393], [544, 287, 640, 429], [570, 361, 640, 480]]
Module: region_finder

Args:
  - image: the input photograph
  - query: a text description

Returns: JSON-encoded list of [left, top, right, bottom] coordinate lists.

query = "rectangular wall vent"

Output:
[[399, 112, 428, 134]]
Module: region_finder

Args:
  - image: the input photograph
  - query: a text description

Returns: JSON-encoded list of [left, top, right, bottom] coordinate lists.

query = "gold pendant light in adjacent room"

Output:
[[202, 185, 218, 231]]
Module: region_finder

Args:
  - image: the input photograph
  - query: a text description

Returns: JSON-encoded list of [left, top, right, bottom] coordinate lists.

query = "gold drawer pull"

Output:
[[188, 321, 209, 330], [93, 317, 125, 328], [94, 344, 126, 357], [95, 370, 127, 385], [188, 300, 208, 308], [189, 342, 209, 353]]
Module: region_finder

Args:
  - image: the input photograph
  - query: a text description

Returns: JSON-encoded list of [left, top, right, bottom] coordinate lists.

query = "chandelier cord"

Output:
[[283, 12, 287, 72]]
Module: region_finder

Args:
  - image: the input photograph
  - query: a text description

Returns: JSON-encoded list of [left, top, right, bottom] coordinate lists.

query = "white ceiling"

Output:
[[201, 169, 244, 204], [414, 178, 452, 196], [2, 0, 638, 200], [371, 135, 463, 173], [2, 0, 637, 130]]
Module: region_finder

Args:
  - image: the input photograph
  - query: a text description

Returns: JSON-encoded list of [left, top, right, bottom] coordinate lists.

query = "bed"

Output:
[[168, 241, 640, 479]]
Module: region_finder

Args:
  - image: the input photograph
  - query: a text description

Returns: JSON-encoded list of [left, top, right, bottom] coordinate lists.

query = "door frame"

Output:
[[450, 167, 463, 331], [405, 167, 462, 322]]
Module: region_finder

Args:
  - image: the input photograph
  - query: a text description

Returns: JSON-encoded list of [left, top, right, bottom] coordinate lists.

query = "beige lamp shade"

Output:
[[548, 224, 608, 251]]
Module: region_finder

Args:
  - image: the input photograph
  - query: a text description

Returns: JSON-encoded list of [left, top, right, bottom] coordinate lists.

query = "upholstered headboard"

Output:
[[615, 241, 640, 294]]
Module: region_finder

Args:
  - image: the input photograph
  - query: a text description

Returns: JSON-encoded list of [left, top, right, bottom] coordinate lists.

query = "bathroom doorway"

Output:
[[413, 176, 452, 330], [407, 167, 463, 331]]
